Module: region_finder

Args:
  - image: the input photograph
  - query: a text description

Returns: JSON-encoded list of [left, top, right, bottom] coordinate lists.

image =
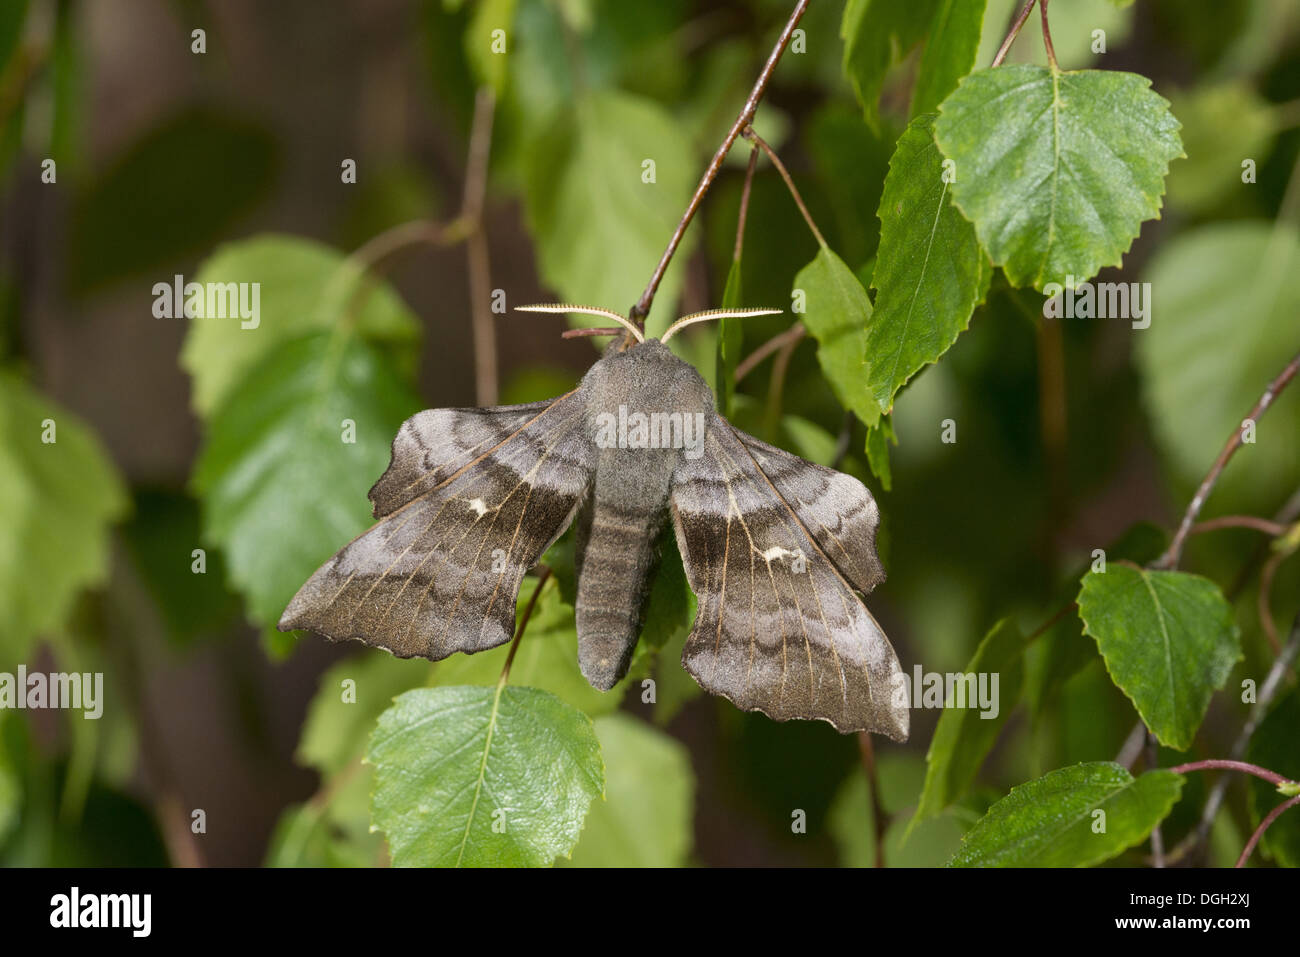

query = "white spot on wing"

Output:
[[467, 497, 490, 518]]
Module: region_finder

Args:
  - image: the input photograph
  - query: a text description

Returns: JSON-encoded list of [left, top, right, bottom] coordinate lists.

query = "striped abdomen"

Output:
[[574, 479, 670, 691]]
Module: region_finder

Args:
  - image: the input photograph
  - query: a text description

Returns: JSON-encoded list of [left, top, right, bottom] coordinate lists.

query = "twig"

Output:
[[742, 127, 828, 248], [1154, 349, 1300, 570], [857, 732, 888, 868], [991, 0, 1037, 68], [1237, 794, 1300, 867], [734, 145, 759, 263], [463, 86, 499, 406], [500, 567, 553, 684], [1115, 721, 1147, 769], [1147, 732, 1166, 867], [1167, 759, 1297, 788], [1039, 0, 1058, 71], [629, 0, 812, 324], [1258, 549, 1292, 655], [1167, 613, 1300, 863], [735, 323, 805, 383], [1190, 515, 1291, 537]]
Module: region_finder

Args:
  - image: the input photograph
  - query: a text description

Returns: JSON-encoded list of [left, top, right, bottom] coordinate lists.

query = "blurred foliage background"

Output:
[[0, 0, 1298, 867]]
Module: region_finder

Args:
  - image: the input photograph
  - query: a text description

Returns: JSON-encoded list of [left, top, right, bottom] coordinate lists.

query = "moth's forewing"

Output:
[[278, 393, 596, 660]]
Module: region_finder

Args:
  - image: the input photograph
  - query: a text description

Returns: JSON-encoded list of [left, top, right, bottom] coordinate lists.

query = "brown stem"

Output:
[[1191, 515, 1291, 537], [734, 323, 805, 383], [1039, 0, 1058, 71], [1155, 349, 1300, 570], [743, 127, 828, 248], [1237, 794, 1300, 867], [463, 86, 499, 406], [500, 567, 553, 684], [734, 145, 760, 263], [991, 0, 1037, 68], [857, 732, 888, 868], [1167, 612, 1300, 864], [629, 0, 812, 324], [1168, 759, 1296, 788]]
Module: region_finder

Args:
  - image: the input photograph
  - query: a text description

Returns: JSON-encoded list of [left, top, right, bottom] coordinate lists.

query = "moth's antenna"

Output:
[[515, 303, 644, 343], [660, 307, 784, 343]]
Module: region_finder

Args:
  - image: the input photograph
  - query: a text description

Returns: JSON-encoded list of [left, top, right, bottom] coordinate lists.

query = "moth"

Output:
[[279, 304, 909, 740]]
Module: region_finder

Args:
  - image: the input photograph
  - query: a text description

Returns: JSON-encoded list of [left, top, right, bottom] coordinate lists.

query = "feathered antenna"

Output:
[[514, 304, 644, 343], [659, 307, 783, 343]]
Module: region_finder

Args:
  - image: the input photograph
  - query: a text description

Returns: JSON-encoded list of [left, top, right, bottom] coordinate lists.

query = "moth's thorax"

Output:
[[580, 338, 714, 510]]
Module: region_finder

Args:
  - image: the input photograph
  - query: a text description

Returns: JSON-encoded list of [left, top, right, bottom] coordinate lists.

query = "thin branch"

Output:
[[734, 322, 805, 383], [743, 127, 828, 248], [734, 145, 760, 263], [1155, 349, 1300, 570], [1190, 515, 1291, 538], [463, 86, 499, 406], [991, 0, 1037, 68], [1115, 721, 1147, 770], [857, 732, 888, 868], [501, 567, 553, 684], [1147, 732, 1166, 867], [1039, 0, 1058, 71], [1168, 612, 1300, 863], [1167, 759, 1297, 789], [1237, 794, 1300, 867], [629, 0, 812, 324]]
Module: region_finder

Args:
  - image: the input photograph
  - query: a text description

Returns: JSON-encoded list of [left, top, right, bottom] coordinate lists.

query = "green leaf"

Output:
[[368, 685, 604, 867], [428, 576, 626, 717], [915, 619, 1025, 822], [934, 65, 1183, 290], [564, 715, 694, 867], [0, 373, 128, 665], [865, 417, 895, 491], [948, 762, 1183, 867], [523, 90, 695, 334], [192, 333, 420, 628], [1136, 222, 1300, 508], [1247, 690, 1300, 867], [841, 0, 940, 128], [182, 234, 421, 419], [715, 258, 743, 415], [67, 108, 276, 293], [912, 0, 986, 117], [1076, 564, 1240, 750], [793, 247, 880, 429], [867, 113, 988, 413], [465, 0, 517, 94]]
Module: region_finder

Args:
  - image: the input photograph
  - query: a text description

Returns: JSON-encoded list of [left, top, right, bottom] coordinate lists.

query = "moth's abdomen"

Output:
[[574, 497, 667, 691]]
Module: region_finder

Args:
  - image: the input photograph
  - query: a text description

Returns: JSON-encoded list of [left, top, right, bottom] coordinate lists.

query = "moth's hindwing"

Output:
[[670, 412, 908, 739], [278, 392, 595, 660]]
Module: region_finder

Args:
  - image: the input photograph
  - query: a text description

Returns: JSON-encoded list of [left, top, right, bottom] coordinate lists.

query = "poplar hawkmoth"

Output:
[[280, 305, 908, 740]]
